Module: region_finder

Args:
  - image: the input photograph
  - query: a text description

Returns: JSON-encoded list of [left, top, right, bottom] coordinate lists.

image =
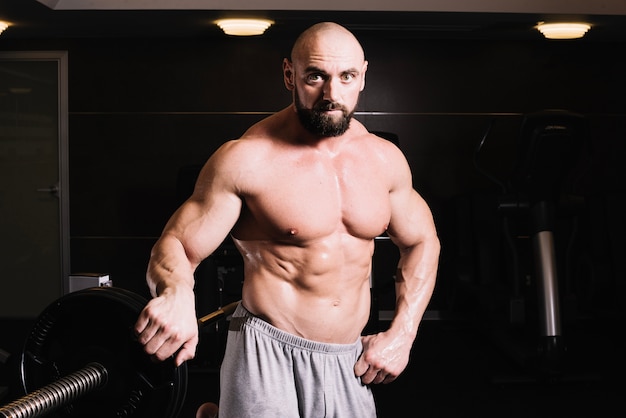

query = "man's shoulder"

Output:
[[216, 136, 273, 163]]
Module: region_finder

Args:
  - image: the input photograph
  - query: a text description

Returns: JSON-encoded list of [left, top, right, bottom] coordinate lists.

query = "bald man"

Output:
[[135, 22, 440, 417]]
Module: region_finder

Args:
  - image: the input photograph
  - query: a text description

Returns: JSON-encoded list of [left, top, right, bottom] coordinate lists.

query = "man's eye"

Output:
[[307, 74, 323, 82], [342, 73, 356, 81]]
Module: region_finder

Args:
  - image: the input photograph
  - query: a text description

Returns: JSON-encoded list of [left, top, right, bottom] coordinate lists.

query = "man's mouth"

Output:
[[317, 102, 344, 112]]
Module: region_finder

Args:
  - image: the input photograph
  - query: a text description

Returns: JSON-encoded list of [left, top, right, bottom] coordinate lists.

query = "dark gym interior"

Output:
[[1, 1, 625, 417]]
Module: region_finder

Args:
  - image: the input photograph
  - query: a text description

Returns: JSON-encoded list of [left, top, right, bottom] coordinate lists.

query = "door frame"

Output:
[[0, 50, 70, 294]]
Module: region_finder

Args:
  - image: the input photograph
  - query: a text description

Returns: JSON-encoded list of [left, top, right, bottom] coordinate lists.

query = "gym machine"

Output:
[[474, 109, 588, 381]]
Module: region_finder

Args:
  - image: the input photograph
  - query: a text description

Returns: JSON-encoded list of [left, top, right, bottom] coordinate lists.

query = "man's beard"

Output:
[[295, 92, 355, 137]]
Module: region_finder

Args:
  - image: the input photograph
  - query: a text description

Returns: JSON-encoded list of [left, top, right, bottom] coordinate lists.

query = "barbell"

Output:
[[0, 287, 239, 418]]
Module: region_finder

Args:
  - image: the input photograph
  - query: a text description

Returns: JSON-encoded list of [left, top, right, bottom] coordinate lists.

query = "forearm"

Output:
[[388, 236, 440, 342], [355, 236, 439, 384], [147, 234, 198, 298], [137, 233, 201, 366]]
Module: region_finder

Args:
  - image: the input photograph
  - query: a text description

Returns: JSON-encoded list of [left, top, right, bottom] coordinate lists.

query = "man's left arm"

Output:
[[355, 182, 440, 384]]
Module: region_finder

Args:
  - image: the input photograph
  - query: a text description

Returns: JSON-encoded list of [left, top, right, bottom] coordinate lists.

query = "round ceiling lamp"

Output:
[[0, 21, 9, 35], [215, 19, 274, 36], [536, 22, 591, 39]]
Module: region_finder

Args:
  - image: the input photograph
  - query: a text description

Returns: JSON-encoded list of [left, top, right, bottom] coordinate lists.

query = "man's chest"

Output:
[[241, 163, 391, 240]]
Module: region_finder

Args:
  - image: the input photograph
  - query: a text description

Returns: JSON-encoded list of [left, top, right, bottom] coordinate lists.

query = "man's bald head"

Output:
[[290, 22, 365, 64]]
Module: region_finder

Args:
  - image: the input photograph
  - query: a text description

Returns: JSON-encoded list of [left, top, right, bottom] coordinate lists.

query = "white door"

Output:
[[0, 51, 69, 318]]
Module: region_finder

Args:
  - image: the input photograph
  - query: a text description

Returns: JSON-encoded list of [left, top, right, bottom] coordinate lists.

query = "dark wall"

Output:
[[2, 32, 624, 320]]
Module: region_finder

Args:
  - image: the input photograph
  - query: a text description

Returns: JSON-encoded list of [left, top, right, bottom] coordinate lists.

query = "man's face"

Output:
[[284, 32, 367, 137]]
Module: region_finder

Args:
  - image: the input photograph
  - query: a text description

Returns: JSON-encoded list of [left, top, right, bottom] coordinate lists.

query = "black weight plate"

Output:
[[20, 287, 187, 418]]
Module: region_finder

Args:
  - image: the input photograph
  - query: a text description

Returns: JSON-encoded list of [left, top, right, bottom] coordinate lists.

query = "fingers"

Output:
[[372, 370, 386, 384], [353, 355, 369, 377], [175, 340, 198, 367], [354, 348, 399, 385], [354, 356, 380, 384], [356, 363, 395, 385], [134, 304, 197, 365], [140, 321, 196, 363], [360, 367, 397, 384], [133, 310, 151, 339]]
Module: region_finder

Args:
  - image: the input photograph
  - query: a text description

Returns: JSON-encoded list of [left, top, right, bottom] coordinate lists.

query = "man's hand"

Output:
[[354, 331, 412, 385], [134, 287, 198, 367]]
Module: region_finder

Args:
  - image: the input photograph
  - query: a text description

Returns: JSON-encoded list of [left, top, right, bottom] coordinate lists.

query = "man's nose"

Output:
[[323, 78, 341, 102]]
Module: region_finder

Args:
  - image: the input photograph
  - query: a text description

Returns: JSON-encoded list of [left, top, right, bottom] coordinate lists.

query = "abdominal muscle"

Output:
[[232, 233, 375, 344]]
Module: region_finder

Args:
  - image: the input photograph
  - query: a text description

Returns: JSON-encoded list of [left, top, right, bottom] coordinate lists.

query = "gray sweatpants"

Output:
[[218, 303, 377, 418]]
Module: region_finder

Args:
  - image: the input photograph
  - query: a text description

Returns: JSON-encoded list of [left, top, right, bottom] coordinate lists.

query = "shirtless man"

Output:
[[135, 22, 440, 417]]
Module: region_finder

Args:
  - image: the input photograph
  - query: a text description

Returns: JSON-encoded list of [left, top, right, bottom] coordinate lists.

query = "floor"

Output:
[[1, 311, 624, 417]]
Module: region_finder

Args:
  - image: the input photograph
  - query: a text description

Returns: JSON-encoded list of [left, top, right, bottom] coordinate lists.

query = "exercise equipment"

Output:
[[476, 110, 589, 381], [0, 287, 239, 418]]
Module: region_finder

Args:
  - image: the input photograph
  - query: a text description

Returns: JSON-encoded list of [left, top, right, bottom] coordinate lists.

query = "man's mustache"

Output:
[[315, 101, 347, 113]]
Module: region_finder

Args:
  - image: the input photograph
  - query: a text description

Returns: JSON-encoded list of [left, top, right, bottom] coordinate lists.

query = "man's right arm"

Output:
[[134, 141, 245, 366]]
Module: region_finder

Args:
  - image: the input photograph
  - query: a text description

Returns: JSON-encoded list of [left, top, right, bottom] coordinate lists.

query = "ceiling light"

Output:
[[216, 19, 274, 36], [0, 21, 9, 35], [536, 22, 591, 39]]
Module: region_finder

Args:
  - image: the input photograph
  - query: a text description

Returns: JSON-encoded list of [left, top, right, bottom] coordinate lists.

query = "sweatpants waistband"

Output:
[[229, 302, 361, 354]]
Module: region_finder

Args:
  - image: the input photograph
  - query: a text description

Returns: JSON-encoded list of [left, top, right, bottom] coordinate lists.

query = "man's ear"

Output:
[[360, 60, 368, 92], [283, 58, 295, 90]]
